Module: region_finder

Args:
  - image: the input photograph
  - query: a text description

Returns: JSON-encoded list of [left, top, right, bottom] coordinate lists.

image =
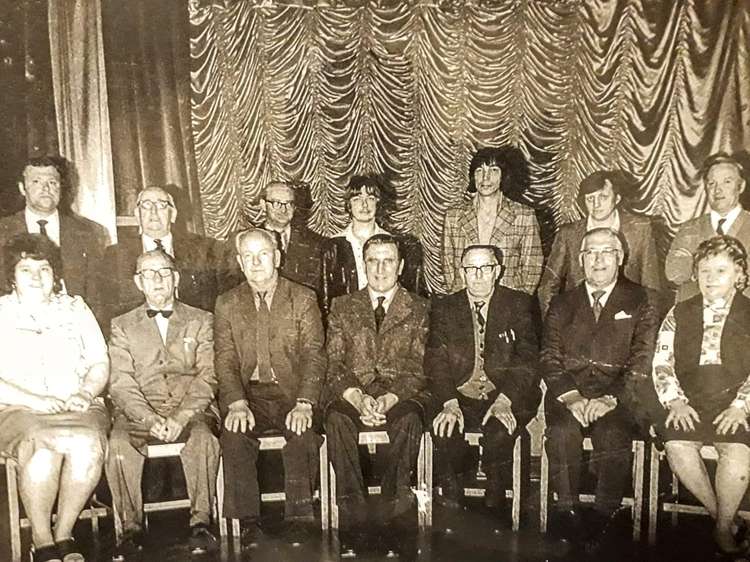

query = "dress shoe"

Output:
[[285, 517, 318, 546], [188, 524, 218, 554], [112, 532, 144, 561], [551, 507, 582, 541], [239, 521, 265, 549], [31, 544, 62, 562], [56, 538, 85, 562]]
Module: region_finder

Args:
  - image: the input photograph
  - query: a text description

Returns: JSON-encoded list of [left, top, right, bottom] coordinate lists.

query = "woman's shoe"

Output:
[[56, 538, 85, 562], [31, 543, 62, 562]]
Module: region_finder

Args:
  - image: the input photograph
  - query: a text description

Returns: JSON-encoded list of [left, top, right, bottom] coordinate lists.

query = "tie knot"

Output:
[[154, 238, 164, 250], [717, 218, 727, 235], [592, 290, 605, 303], [376, 296, 386, 308], [473, 300, 485, 311], [37, 219, 47, 227]]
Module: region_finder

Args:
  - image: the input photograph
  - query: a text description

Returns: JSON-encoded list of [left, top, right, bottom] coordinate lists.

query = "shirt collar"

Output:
[[586, 209, 620, 231], [25, 208, 60, 244], [250, 276, 279, 307], [710, 205, 742, 233], [265, 223, 292, 248], [367, 284, 399, 312], [584, 279, 617, 308], [467, 289, 494, 311], [142, 233, 174, 254], [338, 221, 388, 241]]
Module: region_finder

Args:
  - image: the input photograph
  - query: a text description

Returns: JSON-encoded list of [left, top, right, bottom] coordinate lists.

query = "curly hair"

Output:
[[467, 145, 530, 201], [3, 233, 64, 294], [692, 235, 749, 292]]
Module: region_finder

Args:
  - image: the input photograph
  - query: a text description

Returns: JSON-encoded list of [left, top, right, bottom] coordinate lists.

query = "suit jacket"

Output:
[[94, 231, 237, 332], [538, 211, 662, 316], [325, 287, 430, 407], [666, 210, 750, 302], [108, 301, 217, 425], [214, 277, 326, 411], [541, 278, 658, 401], [442, 195, 543, 295], [425, 287, 540, 413], [0, 210, 108, 301], [279, 222, 326, 296]]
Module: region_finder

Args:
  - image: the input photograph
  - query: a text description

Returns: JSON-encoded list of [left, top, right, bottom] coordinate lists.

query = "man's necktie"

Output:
[[717, 218, 727, 235], [146, 309, 173, 318], [374, 296, 386, 332], [154, 238, 165, 251], [592, 290, 605, 322], [473, 300, 486, 330], [256, 292, 272, 382], [37, 219, 48, 238]]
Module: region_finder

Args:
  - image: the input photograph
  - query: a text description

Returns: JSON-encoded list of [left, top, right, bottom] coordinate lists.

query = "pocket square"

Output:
[[614, 310, 632, 320], [498, 328, 516, 342]]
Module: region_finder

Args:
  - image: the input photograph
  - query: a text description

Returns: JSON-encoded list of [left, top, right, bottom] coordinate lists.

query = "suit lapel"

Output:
[[237, 283, 257, 333], [490, 198, 517, 245], [598, 280, 633, 324], [164, 301, 187, 350], [731, 211, 750, 239], [457, 202, 479, 246], [352, 289, 378, 333], [134, 303, 166, 349], [453, 291, 476, 348]]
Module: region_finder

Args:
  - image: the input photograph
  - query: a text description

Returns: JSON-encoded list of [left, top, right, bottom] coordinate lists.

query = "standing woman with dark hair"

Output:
[[442, 146, 543, 295], [653, 235, 750, 556]]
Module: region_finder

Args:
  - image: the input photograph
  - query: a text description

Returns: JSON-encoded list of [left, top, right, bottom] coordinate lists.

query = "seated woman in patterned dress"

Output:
[[0, 234, 110, 562], [652, 235, 750, 555]]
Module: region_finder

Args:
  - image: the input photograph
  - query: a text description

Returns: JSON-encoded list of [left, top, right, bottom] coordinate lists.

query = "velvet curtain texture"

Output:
[[188, 0, 750, 293]]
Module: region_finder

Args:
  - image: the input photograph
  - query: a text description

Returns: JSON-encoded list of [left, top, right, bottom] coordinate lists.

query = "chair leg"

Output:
[[540, 437, 549, 533], [217, 457, 227, 537], [670, 472, 679, 528], [512, 436, 521, 532], [424, 432, 433, 528], [320, 436, 329, 532], [416, 432, 433, 528], [632, 441, 644, 541], [329, 461, 339, 530], [648, 443, 660, 545], [7, 460, 22, 562]]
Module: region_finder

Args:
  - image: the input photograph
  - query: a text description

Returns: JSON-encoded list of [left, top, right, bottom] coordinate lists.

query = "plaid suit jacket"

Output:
[[441, 195, 543, 295]]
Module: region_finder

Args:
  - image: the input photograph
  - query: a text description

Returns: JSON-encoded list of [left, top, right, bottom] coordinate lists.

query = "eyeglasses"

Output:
[[351, 195, 378, 204], [266, 200, 294, 210], [138, 199, 172, 211], [138, 268, 174, 280], [580, 248, 619, 259], [462, 264, 499, 276]]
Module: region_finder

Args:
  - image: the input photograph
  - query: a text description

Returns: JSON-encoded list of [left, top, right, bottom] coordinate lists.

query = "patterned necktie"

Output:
[[717, 218, 727, 235], [374, 296, 386, 332], [37, 219, 48, 237], [473, 300, 486, 330], [146, 309, 173, 318], [256, 292, 272, 382], [592, 290, 605, 322]]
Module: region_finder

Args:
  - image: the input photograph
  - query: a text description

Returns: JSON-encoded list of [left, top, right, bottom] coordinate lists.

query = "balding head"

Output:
[[235, 228, 281, 291]]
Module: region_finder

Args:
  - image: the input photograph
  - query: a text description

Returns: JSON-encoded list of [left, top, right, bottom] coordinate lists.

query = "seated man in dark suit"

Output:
[[216, 228, 326, 547], [0, 155, 108, 301], [425, 244, 539, 526], [541, 227, 658, 546], [324, 233, 429, 556], [106, 249, 219, 557]]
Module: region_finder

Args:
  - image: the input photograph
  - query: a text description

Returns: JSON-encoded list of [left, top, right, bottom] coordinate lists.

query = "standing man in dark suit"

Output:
[[541, 227, 658, 546], [95, 186, 234, 331], [216, 228, 326, 547], [0, 156, 108, 301], [426, 244, 540, 526], [324, 233, 429, 556]]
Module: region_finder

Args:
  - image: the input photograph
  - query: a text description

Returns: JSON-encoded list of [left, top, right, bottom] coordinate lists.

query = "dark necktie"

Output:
[[146, 309, 173, 318], [717, 218, 727, 235], [256, 292, 272, 382], [374, 296, 386, 332], [473, 300, 486, 330], [37, 219, 48, 237], [592, 290, 605, 322], [154, 238, 165, 251]]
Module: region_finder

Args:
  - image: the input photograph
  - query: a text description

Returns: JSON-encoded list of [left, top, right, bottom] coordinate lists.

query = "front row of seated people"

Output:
[[3, 228, 750, 560]]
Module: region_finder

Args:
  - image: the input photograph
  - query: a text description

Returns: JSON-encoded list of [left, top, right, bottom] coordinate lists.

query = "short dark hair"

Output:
[[343, 174, 395, 227], [362, 233, 401, 262], [19, 156, 65, 182], [700, 152, 745, 183], [576, 171, 634, 213], [460, 244, 504, 266], [135, 249, 177, 276], [693, 235, 749, 292], [20, 156, 73, 213], [3, 233, 63, 294]]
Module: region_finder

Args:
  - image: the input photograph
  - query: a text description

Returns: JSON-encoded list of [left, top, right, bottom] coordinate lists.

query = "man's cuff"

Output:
[[227, 398, 249, 410], [343, 387, 363, 404], [731, 398, 750, 413], [557, 390, 582, 404], [601, 394, 618, 407], [443, 398, 460, 409], [493, 393, 512, 409]]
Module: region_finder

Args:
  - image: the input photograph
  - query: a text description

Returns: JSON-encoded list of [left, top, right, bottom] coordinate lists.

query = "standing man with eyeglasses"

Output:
[[425, 244, 540, 528], [0, 155, 108, 301], [106, 249, 220, 558], [540, 227, 658, 550], [95, 186, 235, 334]]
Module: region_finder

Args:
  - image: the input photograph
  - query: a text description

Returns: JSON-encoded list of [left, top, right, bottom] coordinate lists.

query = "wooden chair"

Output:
[[539, 436, 646, 540]]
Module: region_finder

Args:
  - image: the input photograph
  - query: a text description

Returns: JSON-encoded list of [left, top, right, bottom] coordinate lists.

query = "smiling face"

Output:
[[349, 185, 379, 224], [19, 165, 61, 216], [14, 257, 55, 302], [705, 163, 745, 217], [263, 182, 295, 230], [584, 181, 620, 222], [134, 252, 179, 309], [364, 241, 403, 293], [696, 252, 742, 303], [579, 230, 623, 289], [236, 230, 280, 290], [473, 163, 502, 197], [136, 187, 176, 239]]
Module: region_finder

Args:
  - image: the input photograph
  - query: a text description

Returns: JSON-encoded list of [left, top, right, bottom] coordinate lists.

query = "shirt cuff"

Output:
[[557, 390, 581, 404], [493, 393, 512, 408], [443, 398, 459, 409], [659, 387, 685, 408], [343, 387, 363, 404], [731, 398, 750, 413], [227, 399, 249, 410]]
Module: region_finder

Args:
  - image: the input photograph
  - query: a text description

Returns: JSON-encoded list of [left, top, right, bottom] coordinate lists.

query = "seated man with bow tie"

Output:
[[106, 249, 220, 558], [540, 227, 658, 548], [324, 233, 430, 557], [425, 244, 540, 527]]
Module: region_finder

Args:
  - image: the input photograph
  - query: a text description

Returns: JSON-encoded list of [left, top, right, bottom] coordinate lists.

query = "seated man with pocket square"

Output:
[[540, 227, 658, 548], [425, 244, 540, 528], [106, 249, 220, 559]]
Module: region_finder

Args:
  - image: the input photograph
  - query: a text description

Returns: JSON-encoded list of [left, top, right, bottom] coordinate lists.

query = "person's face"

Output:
[[19, 166, 61, 216], [584, 181, 620, 222], [236, 232, 280, 287], [473, 162, 502, 197], [349, 186, 379, 223], [364, 242, 403, 293], [136, 188, 176, 239], [134, 253, 179, 308], [14, 257, 55, 301], [460, 248, 500, 299], [696, 252, 743, 303], [705, 163, 745, 216], [579, 231, 623, 288], [263, 183, 295, 229]]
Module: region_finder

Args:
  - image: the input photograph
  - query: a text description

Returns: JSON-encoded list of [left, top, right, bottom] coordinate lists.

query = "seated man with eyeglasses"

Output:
[[106, 249, 220, 558], [425, 245, 540, 528], [93, 185, 237, 335], [540, 227, 658, 550]]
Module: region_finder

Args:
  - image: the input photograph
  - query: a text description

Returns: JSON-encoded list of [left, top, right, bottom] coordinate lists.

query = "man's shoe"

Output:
[[112, 532, 144, 561], [239, 521, 265, 549], [551, 508, 582, 541], [285, 518, 317, 547], [30, 544, 62, 562], [188, 524, 218, 554]]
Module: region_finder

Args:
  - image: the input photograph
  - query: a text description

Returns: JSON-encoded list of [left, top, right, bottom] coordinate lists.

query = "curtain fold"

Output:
[[48, 0, 116, 242]]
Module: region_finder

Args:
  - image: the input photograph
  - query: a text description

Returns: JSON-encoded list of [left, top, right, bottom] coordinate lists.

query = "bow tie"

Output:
[[146, 309, 173, 318]]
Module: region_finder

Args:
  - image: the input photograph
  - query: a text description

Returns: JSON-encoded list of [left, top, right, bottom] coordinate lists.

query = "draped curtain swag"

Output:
[[189, 0, 750, 293]]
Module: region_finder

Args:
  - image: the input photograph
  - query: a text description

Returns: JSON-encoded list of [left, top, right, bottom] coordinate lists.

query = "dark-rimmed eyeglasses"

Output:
[[137, 268, 174, 280], [580, 248, 619, 260], [138, 200, 172, 211], [266, 200, 294, 210], [462, 264, 499, 276]]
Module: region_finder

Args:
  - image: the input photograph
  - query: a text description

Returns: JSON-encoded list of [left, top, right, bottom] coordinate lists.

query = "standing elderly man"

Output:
[[541, 227, 658, 548], [324, 233, 430, 557], [0, 155, 108, 300], [95, 185, 234, 331], [426, 244, 539, 526], [216, 228, 326, 547], [666, 153, 750, 302], [106, 249, 220, 558]]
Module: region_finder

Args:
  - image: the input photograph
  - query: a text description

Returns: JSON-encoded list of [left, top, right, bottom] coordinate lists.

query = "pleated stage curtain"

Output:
[[188, 0, 750, 293]]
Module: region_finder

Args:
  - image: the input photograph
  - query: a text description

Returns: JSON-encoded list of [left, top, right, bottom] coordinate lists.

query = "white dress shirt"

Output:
[[710, 205, 742, 234], [25, 208, 60, 246], [142, 233, 175, 256]]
